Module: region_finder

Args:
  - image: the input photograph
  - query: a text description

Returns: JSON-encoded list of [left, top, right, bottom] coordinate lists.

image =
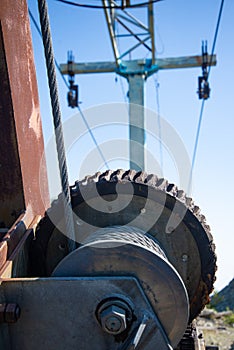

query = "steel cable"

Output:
[[54, 0, 163, 10], [189, 0, 225, 193], [29, 8, 69, 89], [77, 105, 110, 169], [154, 74, 163, 176], [37, 0, 76, 251]]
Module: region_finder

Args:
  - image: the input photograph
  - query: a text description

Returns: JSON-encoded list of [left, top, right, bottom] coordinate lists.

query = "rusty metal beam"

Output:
[[0, 0, 50, 271], [0, 0, 49, 230]]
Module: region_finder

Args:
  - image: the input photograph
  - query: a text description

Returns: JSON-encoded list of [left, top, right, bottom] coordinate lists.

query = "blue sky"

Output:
[[28, 0, 234, 291]]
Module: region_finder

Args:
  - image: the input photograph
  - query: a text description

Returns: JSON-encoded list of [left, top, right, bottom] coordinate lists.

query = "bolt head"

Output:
[[100, 305, 127, 335], [181, 254, 188, 262]]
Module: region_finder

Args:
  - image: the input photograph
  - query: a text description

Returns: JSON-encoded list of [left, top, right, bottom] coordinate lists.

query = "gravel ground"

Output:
[[197, 309, 234, 349]]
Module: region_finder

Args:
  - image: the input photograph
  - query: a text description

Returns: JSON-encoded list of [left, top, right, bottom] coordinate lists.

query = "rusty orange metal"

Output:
[[0, 0, 49, 271]]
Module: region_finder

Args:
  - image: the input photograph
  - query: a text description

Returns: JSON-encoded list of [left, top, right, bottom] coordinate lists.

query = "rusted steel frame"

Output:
[[0, 0, 49, 228]]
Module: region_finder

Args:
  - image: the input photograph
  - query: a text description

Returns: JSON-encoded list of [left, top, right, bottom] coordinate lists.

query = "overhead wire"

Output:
[[208, 0, 225, 77], [29, 7, 110, 171], [37, 0, 76, 251], [189, 0, 225, 192], [54, 0, 163, 10], [116, 75, 128, 104], [154, 74, 163, 175], [31, 0, 224, 186], [152, 13, 164, 175], [29, 9, 69, 89], [77, 105, 110, 169]]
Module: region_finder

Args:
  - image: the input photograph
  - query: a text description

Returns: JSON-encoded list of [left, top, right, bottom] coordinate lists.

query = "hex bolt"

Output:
[[0, 303, 21, 323], [100, 305, 127, 335], [181, 254, 188, 262], [104, 315, 122, 333]]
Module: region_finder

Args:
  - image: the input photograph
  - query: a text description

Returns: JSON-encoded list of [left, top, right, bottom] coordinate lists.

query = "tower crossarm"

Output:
[[60, 55, 217, 77]]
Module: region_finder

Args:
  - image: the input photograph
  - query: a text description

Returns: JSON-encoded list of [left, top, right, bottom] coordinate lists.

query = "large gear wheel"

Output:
[[29, 169, 216, 323]]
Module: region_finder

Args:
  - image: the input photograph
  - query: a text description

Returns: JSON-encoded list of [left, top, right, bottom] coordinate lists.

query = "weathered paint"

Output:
[[0, 0, 49, 271], [60, 55, 217, 75], [0, 0, 49, 231]]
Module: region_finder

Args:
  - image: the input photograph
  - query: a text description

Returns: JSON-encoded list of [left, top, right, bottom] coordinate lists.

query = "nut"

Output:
[[100, 305, 127, 335]]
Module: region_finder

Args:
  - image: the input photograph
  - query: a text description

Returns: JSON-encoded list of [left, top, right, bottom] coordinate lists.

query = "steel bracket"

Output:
[[0, 276, 172, 350]]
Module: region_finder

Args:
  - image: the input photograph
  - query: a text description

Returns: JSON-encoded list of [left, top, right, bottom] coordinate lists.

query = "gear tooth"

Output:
[[177, 190, 186, 202], [110, 169, 126, 182], [78, 175, 89, 187], [145, 174, 158, 186], [186, 197, 194, 208], [122, 169, 136, 181], [193, 205, 201, 215], [99, 169, 113, 182], [74, 179, 81, 189], [199, 214, 206, 222], [204, 223, 211, 233], [33, 168, 217, 321], [88, 172, 101, 183], [156, 178, 168, 190], [167, 183, 178, 196], [133, 171, 148, 183]]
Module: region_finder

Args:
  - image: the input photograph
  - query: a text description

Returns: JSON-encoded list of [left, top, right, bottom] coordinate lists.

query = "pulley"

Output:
[[53, 225, 189, 347], [67, 50, 78, 108], [30, 169, 216, 347], [197, 41, 210, 100]]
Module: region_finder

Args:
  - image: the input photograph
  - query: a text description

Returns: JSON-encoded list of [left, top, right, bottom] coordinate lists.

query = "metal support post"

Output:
[[60, 55, 216, 172], [128, 74, 146, 171]]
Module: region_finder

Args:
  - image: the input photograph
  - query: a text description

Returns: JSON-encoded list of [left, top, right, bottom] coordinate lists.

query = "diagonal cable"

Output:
[[29, 8, 69, 89], [189, 0, 224, 192], [37, 0, 76, 251], [154, 74, 163, 175], [77, 106, 110, 169]]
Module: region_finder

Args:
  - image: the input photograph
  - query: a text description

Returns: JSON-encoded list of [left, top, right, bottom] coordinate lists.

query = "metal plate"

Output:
[[0, 277, 172, 350]]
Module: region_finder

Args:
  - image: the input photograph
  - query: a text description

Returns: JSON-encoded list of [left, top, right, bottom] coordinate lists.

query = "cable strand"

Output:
[[77, 106, 110, 169], [154, 74, 163, 175], [208, 0, 225, 78], [37, 0, 76, 251], [54, 0, 163, 10]]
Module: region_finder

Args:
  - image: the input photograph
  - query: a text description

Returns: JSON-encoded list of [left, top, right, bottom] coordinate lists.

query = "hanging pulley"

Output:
[[197, 41, 210, 100], [67, 50, 79, 108]]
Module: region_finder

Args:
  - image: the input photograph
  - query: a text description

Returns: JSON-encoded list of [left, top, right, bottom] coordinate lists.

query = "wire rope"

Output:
[[37, 0, 76, 251], [76, 106, 110, 169], [54, 0, 163, 10], [154, 74, 163, 175]]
